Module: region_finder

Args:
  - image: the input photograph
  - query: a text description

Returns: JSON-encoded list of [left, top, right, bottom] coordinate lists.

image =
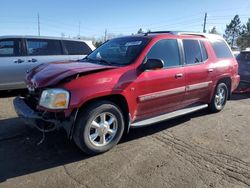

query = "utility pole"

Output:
[[104, 29, 107, 41], [37, 13, 40, 36], [203, 12, 207, 33], [78, 21, 81, 39]]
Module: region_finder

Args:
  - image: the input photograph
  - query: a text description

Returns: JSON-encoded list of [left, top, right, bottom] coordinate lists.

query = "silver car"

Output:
[[0, 36, 95, 91]]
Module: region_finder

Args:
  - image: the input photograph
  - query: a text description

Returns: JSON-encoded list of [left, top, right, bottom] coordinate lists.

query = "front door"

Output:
[[134, 39, 186, 121]]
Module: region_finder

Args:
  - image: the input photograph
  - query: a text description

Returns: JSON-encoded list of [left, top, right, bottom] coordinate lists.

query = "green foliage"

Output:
[[237, 18, 250, 50], [94, 41, 103, 48], [209, 26, 219, 34], [137, 28, 144, 34], [223, 15, 243, 47]]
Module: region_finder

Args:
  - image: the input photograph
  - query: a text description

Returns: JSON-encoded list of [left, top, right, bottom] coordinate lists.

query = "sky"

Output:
[[0, 0, 249, 39]]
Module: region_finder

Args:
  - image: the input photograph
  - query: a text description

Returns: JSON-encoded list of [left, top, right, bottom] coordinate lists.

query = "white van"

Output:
[[0, 36, 95, 91]]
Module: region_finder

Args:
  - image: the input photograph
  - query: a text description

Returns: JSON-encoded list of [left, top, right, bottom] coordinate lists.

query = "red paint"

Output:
[[26, 34, 240, 123]]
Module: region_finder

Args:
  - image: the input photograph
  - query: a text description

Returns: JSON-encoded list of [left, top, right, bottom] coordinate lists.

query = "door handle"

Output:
[[208, 68, 214, 73], [175, 73, 183, 78], [28, 58, 37, 63], [14, 59, 24, 64]]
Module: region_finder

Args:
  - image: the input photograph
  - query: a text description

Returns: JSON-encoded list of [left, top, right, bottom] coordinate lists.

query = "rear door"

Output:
[[0, 38, 28, 90], [62, 40, 92, 61], [134, 39, 186, 120], [182, 39, 214, 105], [25, 38, 67, 68]]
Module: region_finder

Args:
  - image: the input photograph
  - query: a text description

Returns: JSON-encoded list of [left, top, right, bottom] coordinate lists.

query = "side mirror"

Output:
[[142, 58, 164, 70]]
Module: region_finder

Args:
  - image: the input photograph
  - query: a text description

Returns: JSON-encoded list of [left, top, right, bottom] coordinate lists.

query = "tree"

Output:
[[94, 41, 103, 48], [237, 18, 250, 50], [223, 15, 243, 47], [137, 28, 144, 34], [209, 26, 219, 34]]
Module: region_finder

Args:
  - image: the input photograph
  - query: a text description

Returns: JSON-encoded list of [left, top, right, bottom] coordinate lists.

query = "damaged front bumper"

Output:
[[13, 97, 76, 137]]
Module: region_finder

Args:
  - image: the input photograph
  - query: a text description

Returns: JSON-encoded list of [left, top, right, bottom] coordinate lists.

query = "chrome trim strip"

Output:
[[186, 81, 212, 91], [131, 104, 208, 127], [138, 86, 186, 102]]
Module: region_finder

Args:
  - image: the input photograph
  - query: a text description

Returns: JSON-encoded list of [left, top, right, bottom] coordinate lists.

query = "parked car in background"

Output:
[[234, 48, 250, 93], [14, 31, 239, 154], [0, 36, 95, 91]]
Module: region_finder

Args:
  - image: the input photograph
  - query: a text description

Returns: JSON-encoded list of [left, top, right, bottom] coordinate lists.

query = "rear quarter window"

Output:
[[211, 40, 233, 59]]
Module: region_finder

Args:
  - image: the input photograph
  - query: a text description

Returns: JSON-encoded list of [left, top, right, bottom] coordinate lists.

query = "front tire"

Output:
[[73, 101, 125, 155], [209, 82, 228, 113]]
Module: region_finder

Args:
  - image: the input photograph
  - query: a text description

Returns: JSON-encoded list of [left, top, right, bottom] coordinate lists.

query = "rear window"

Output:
[[63, 41, 92, 55], [27, 39, 63, 56], [211, 40, 233, 58], [237, 52, 250, 61], [0, 39, 21, 57]]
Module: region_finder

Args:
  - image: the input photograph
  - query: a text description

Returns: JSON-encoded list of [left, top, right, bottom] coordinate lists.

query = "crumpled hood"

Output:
[[26, 61, 116, 88]]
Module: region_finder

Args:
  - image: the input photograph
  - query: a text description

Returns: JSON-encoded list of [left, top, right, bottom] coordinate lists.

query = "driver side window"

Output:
[[146, 39, 180, 68]]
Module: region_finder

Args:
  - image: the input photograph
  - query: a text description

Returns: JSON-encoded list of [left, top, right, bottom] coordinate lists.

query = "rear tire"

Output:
[[73, 100, 124, 155], [209, 82, 228, 113]]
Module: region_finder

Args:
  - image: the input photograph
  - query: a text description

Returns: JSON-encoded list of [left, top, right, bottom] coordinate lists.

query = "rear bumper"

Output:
[[234, 80, 250, 93], [13, 97, 74, 134]]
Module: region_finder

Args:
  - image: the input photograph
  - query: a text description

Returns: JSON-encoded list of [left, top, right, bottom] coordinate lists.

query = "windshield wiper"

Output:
[[97, 59, 113, 66], [80, 57, 119, 66]]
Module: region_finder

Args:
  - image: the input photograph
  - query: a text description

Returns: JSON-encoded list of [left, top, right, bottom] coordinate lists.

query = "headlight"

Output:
[[39, 89, 70, 110]]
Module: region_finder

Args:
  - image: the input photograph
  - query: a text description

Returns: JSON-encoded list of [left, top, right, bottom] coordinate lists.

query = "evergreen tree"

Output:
[[209, 26, 219, 34], [94, 41, 103, 48], [223, 15, 243, 47], [237, 18, 250, 50], [137, 28, 144, 34]]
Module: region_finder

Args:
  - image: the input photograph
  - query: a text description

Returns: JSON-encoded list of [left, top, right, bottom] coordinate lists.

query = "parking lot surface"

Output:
[[0, 94, 250, 188]]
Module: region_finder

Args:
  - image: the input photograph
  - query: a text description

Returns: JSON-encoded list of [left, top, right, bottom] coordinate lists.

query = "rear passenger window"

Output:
[[211, 40, 233, 58], [27, 39, 63, 56], [146, 39, 180, 68], [63, 41, 92, 55], [0, 39, 21, 57], [183, 40, 202, 64]]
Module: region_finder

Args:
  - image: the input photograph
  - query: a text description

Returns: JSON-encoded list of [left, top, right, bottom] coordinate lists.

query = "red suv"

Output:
[[14, 31, 240, 154]]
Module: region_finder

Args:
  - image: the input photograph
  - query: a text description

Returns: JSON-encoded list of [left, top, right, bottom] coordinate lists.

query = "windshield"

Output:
[[85, 37, 150, 66]]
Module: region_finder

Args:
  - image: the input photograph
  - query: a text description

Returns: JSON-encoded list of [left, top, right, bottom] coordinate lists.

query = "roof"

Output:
[[0, 35, 93, 42]]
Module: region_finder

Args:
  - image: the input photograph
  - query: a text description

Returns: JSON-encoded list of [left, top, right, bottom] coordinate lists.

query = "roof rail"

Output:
[[144, 31, 179, 36], [144, 31, 214, 38]]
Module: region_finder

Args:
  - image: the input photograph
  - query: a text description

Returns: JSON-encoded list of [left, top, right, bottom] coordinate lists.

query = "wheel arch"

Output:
[[69, 94, 130, 139], [210, 76, 232, 102]]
